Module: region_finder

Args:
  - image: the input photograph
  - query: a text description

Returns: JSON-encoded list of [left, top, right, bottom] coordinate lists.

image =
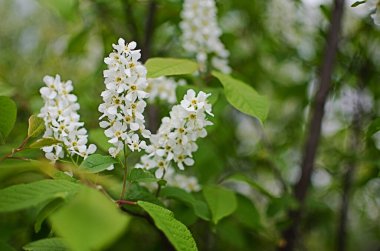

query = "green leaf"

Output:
[[212, 71, 269, 123], [176, 85, 220, 105], [79, 154, 117, 173], [29, 138, 61, 149], [351, 1, 366, 7], [266, 195, 298, 217], [89, 129, 112, 153], [67, 28, 89, 55], [235, 194, 261, 230], [28, 115, 45, 138], [126, 183, 162, 205], [23, 238, 69, 251], [0, 241, 16, 251], [34, 198, 65, 233], [367, 118, 380, 138], [137, 201, 198, 251], [49, 187, 129, 251], [128, 168, 158, 183], [203, 185, 237, 224], [160, 186, 210, 221], [228, 173, 275, 199], [0, 96, 17, 144], [146, 58, 198, 78], [0, 180, 79, 213]]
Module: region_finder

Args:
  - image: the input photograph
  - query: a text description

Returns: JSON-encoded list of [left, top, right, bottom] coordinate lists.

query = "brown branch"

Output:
[[141, 0, 158, 63], [122, 0, 141, 43], [278, 0, 345, 250]]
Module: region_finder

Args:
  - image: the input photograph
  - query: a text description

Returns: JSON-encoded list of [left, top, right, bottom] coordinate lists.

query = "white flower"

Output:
[[146, 77, 185, 104], [137, 89, 213, 178], [164, 167, 201, 192], [99, 38, 151, 156], [38, 74, 97, 162], [180, 0, 231, 73]]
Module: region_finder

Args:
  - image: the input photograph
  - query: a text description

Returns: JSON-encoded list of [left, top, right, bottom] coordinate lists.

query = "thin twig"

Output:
[[0, 136, 30, 162]]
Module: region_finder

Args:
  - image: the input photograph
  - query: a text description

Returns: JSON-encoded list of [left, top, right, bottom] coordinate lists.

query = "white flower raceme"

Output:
[[136, 89, 213, 178], [141, 167, 201, 193], [99, 38, 151, 157], [38, 75, 96, 162], [165, 166, 201, 192], [368, 0, 380, 25], [146, 77, 185, 104], [180, 0, 231, 73]]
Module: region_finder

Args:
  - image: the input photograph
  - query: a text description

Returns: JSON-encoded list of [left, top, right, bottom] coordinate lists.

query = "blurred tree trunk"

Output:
[[278, 0, 345, 250]]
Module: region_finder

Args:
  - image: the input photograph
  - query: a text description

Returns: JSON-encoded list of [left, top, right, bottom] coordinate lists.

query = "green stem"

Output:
[[155, 167, 167, 197], [0, 136, 30, 163], [120, 145, 128, 200]]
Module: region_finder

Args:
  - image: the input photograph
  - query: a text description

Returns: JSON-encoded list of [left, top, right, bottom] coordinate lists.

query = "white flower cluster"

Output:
[[146, 77, 185, 104], [39, 75, 96, 162], [368, 0, 380, 26], [165, 167, 201, 192], [137, 89, 213, 178], [322, 86, 373, 136], [180, 0, 231, 74], [142, 167, 201, 193], [99, 38, 151, 157]]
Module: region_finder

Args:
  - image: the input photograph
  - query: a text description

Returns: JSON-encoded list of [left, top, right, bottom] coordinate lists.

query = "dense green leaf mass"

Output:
[[0, 96, 17, 144], [160, 186, 210, 220]]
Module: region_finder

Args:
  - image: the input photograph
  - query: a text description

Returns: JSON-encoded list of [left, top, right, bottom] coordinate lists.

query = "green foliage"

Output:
[[228, 173, 275, 199], [212, 71, 269, 123], [234, 194, 262, 231], [27, 115, 45, 138], [127, 168, 158, 183], [146, 58, 198, 78], [50, 186, 130, 251], [89, 129, 113, 153], [34, 198, 65, 233], [38, 0, 77, 20], [266, 195, 298, 218], [0, 179, 79, 213], [366, 117, 380, 138], [351, 1, 366, 7], [23, 238, 69, 251], [203, 185, 237, 224], [160, 186, 210, 220], [79, 154, 117, 173], [137, 201, 198, 251], [29, 138, 61, 149], [0, 241, 16, 251], [0, 96, 17, 144]]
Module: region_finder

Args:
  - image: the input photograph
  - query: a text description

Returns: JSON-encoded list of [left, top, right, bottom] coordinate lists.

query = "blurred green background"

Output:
[[0, 0, 380, 250]]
